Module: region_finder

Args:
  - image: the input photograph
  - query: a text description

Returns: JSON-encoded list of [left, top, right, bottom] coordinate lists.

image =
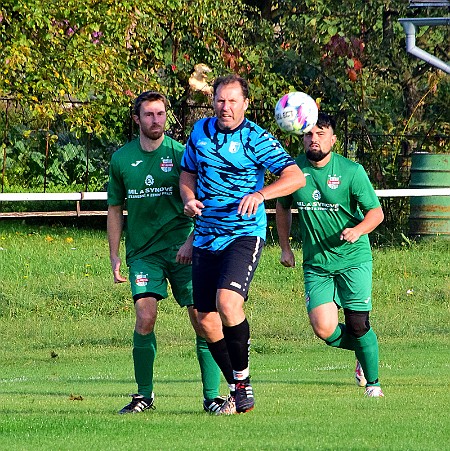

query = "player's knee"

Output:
[[344, 309, 370, 338]]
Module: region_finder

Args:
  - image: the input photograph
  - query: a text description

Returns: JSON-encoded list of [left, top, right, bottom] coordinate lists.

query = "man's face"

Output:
[[134, 100, 167, 140], [303, 124, 336, 162], [213, 81, 249, 131]]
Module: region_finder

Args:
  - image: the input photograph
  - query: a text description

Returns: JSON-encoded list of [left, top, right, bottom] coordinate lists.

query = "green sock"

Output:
[[133, 331, 157, 398], [196, 335, 221, 400], [325, 323, 355, 351], [354, 328, 380, 386]]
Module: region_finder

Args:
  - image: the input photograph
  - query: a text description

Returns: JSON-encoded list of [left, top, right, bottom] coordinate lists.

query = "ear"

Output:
[[244, 98, 249, 110], [132, 114, 140, 126], [331, 134, 337, 146]]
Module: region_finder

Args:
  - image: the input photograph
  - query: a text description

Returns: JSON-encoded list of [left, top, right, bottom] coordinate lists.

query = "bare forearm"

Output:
[[340, 206, 384, 243], [257, 164, 305, 201], [179, 171, 197, 204], [355, 207, 384, 235], [276, 201, 293, 250], [107, 205, 124, 257]]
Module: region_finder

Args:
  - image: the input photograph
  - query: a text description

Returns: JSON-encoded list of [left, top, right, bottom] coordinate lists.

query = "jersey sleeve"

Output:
[[180, 131, 198, 174], [107, 153, 126, 206], [351, 164, 381, 213]]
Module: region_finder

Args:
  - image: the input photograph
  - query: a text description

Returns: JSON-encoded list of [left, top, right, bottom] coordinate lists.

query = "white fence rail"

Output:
[[1, 189, 449, 218]]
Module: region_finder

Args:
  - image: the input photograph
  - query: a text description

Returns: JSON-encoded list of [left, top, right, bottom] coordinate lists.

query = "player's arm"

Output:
[[340, 206, 384, 243], [107, 204, 128, 283], [176, 232, 194, 265], [276, 200, 296, 268], [180, 170, 204, 217], [238, 164, 306, 217]]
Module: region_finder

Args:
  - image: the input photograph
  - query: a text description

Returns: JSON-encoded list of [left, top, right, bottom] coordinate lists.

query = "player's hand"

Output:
[[176, 237, 193, 265], [110, 256, 128, 283], [237, 192, 264, 218], [340, 227, 362, 243], [184, 199, 204, 218], [280, 248, 296, 267]]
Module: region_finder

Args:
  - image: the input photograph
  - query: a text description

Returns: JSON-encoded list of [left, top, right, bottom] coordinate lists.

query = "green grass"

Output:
[[0, 221, 449, 450]]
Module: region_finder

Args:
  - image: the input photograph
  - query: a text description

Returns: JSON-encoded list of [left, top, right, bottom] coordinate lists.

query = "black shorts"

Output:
[[192, 236, 264, 313]]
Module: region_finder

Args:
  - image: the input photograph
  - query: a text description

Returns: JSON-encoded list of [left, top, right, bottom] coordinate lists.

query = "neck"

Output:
[[140, 134, 164, 152]]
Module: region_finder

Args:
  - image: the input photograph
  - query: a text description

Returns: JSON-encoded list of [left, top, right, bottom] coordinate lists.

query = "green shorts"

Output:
[[303, 262, 373, 313], [128, 244, 193, 307]]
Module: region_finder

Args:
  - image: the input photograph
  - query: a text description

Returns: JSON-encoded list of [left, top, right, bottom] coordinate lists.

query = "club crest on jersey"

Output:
[[135, 273, 149, 287], [327, 175, 341, 190], [160, 157, 173, 173], [145, 175, 155, 186], [229, 142, 241, 154], [312, 190, 321, 201]]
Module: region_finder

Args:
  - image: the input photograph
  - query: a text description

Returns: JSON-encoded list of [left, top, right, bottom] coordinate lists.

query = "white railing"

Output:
[[1, 189, 449, 218]]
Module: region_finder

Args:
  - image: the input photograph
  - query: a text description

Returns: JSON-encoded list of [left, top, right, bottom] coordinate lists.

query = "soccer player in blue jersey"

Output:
[[180, 75, 306, 414]]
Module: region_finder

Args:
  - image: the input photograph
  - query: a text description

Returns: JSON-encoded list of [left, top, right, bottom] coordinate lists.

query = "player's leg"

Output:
[[216, 236, 264, 413], [338, 263, 384, 397], [304, 266, 355, 350], [192, 246, 236, 414], [119, 256, 166, 414], [168, 245, 224, 412], [186, 306, 225, 413]]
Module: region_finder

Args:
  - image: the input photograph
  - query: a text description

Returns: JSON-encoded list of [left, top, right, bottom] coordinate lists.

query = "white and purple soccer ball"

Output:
[[274, 92, 318, 135]]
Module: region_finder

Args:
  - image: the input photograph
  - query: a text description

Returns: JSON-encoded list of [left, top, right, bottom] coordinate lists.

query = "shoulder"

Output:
[[163, 135, 184, 152], [294, 154, 309, 168], [242, 119, 269, 137], [111, 139, 139, 161], [193, 117, 214, 131], [333, 153, 362, 172]]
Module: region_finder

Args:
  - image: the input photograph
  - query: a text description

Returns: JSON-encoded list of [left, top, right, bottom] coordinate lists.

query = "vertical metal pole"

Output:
[[84, 134, 90, 191], [43, 120, 50, 193], [1, 99, 9, 193]]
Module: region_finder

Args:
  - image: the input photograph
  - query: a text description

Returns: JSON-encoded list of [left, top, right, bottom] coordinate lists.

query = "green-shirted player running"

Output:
[[276, 112, 385, 397], [107, 91, 224, 414]]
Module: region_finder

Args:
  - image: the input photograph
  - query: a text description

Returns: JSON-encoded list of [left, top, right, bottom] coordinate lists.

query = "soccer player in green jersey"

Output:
[[276, 112, 385, 397], [107, 91, 224, 414]]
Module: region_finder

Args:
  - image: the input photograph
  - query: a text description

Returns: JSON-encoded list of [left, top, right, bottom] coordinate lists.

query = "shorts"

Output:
[[128, 244, 193, 307], [303, 261, 373, 313], [192, 236, 264, 313]]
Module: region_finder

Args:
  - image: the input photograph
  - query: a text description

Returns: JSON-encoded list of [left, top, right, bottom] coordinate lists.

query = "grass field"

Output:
[[0, 221, 449, 450]]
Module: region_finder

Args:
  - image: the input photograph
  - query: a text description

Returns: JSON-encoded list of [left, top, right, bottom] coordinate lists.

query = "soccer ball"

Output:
[[274, 92, 318, 135]]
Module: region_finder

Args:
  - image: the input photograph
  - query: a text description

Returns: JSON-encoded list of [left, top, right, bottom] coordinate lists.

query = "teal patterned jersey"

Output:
[[181, 117, 296, 251]]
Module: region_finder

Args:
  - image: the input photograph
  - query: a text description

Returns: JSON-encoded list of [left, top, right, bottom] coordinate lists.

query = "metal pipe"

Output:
[[399, 18, 450, 74]]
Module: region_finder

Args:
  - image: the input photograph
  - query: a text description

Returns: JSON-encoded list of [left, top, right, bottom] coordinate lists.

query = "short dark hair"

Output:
[[213, 75, 249, 99], [315, 112, 336, 132], [133, 91, 168, 117]]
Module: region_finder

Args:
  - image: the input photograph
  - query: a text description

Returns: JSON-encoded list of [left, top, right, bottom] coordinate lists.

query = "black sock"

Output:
[[206, 338, 235, 385], [223, 318, 250, 373]]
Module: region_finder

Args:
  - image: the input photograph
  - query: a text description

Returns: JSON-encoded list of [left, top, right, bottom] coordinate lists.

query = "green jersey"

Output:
[[278, 152, 380, 271], [107, 135, 193, 264]]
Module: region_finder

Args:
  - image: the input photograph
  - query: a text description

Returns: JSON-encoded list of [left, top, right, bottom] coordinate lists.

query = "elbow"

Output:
[[379, 209, 385, 225]]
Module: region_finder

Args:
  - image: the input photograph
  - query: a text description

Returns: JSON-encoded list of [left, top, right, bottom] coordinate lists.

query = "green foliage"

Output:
[[0, 0, 448, 200]]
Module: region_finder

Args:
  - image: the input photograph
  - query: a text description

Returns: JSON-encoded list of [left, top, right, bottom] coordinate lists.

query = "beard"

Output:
[[306, 148, 331, 162], [142, 126, 164, 141]]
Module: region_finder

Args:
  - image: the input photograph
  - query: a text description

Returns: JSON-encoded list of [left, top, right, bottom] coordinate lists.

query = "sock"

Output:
[[222, 318, 250, 380], [132, 330, 156, 398], [325, 323, 356, 351], [207, 338, 235, 385], [196, 335, 221, 400], [354, 328, 380, 386]]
